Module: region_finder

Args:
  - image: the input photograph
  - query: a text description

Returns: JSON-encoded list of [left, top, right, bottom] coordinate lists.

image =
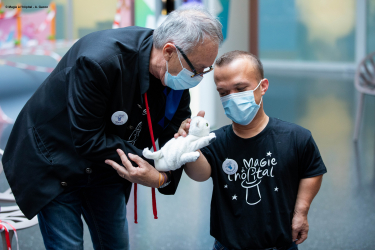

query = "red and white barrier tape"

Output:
[[0, 40, 79, 72], [0, 220, 19, 250], [37, 39, 78, 49], [0, 107, 13, 124], [0, 59, 55, 72], [0, 9, 18, 19], [37, 10, 55, 33], [0, 39, 78, 52], [21, 39, 78, 50], [112, 0, 123, 29], [0, 47, 62, 72], [0, 47, 61, 61]]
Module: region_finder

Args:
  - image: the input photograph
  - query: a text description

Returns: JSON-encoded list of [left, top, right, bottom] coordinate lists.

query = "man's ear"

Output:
[[163, 43, 176, 62], [260, 78, 269, 95]]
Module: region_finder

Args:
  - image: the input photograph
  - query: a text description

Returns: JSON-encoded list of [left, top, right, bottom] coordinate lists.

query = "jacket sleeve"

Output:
[[157, 89, 191, 195], [67, 56, 151, 166]]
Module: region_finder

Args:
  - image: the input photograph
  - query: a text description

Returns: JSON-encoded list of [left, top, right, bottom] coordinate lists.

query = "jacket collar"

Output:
[[138, 34, 154, 95]]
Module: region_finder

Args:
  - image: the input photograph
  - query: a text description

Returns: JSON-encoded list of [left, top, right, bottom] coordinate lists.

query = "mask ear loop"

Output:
[[165, 61, 169, 72], [165, 46, 185, 72], [255, 79, 264, 106], [254, 78, 264, 91], [165, 47, 185, 76], [175, 47, 185, 69]]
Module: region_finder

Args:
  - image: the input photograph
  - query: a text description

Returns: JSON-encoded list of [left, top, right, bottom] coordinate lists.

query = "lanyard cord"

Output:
[[144, 92, 158, 220], [145, 93, 158, 219], [144, 93, 158, 164], [133, 93, 158, 224], [0, 220, 19, 250]]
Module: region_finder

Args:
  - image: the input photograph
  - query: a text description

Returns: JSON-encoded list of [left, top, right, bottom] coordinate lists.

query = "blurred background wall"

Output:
[[1, 0, 375, 249], [0, 0, 373, 129]]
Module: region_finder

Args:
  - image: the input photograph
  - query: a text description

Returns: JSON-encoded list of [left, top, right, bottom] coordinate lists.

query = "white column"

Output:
[[190, 0, 250, 128], [355, 0, 367, 64]]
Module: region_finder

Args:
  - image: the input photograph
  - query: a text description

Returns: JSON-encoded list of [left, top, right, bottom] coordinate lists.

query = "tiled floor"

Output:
[[0, 65, 374, 249]]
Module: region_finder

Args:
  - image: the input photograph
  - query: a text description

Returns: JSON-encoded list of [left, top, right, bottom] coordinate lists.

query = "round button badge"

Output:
[[222, 158, 238, 175], [111, 111, 128, 125]]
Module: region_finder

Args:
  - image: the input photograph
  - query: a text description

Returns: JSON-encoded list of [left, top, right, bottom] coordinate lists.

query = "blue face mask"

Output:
[[220, 79, 264, 125], [164, 48, 203, 90]]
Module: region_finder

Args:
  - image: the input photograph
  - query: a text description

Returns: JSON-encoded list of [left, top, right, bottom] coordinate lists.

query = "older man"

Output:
[[2, 7, 222, 250], [184, 51, 327, 250]]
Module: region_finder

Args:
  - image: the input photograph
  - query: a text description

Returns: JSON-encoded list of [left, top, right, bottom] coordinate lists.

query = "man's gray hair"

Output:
[[153, 6, 223, 54]]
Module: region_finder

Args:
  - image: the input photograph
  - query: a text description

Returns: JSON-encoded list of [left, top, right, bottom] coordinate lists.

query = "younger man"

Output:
[[184, 51, 327, 250]]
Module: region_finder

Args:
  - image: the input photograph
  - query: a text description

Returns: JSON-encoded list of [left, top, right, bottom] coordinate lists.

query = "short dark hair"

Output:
[[215, 51, 264, 80]]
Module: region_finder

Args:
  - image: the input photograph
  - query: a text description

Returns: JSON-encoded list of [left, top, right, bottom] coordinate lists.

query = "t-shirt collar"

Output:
[[228, 117, 274, 142]]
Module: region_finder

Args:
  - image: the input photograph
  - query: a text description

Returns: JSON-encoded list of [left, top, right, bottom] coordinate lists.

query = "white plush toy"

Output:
[[143, 116, 216, 172]]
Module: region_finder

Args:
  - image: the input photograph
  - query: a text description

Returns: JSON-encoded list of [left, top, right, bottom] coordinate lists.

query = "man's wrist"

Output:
[[294, 202, 310, 216], [158, 171, 171, 188], [150, 169, 160, 188]]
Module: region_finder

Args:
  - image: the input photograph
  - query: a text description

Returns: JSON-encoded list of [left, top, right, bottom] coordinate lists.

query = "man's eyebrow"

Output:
[[217, 82, 249, 91], [234, 82, 249, 87]]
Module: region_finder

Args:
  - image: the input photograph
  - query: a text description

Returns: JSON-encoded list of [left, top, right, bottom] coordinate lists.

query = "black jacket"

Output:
[[2, 26, 191, 219]]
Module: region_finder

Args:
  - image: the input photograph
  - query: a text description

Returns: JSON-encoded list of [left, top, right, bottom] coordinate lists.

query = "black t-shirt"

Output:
[[200, 117, 327, 250]]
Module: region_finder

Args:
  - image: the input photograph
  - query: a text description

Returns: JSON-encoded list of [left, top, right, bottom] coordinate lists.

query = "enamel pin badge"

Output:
[[111, 111, 128, 125], [222, 158, 238, 175]]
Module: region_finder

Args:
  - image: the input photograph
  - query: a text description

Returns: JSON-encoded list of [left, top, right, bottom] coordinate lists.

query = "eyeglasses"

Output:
[[175, 45, 214, 78]]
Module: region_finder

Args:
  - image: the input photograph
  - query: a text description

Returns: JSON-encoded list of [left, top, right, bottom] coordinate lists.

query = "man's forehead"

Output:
[[215, 59, 258, 79], [226, 57, 257, 70], [188, 40, 218, 67]]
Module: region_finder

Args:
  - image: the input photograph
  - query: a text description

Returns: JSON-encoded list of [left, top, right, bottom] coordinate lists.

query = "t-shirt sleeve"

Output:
[[200, 126, 234, 179], [299, 135, 327, 178], [200, 142, 218, 178], [200, 145, 214, 165]]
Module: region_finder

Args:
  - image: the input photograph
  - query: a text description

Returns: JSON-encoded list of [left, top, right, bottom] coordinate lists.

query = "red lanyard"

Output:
[[133, 92, 158, 223], [0, 220, 18, 250]]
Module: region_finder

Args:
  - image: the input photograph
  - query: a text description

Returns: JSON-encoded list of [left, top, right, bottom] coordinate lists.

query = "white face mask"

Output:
[[220, 79, 264, 125], [164, 48, 203, 90]]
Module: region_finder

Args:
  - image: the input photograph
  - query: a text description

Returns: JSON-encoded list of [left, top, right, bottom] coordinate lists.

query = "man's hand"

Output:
[[174, 110, 205, 138], [291, 175, 323, 245], [291, 211, 309, 244], [105, 149, 159, 188]]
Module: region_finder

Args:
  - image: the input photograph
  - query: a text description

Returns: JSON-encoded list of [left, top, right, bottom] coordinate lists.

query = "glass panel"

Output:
[[259, 0, 356, 62], [367, 0, 375, 54]]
